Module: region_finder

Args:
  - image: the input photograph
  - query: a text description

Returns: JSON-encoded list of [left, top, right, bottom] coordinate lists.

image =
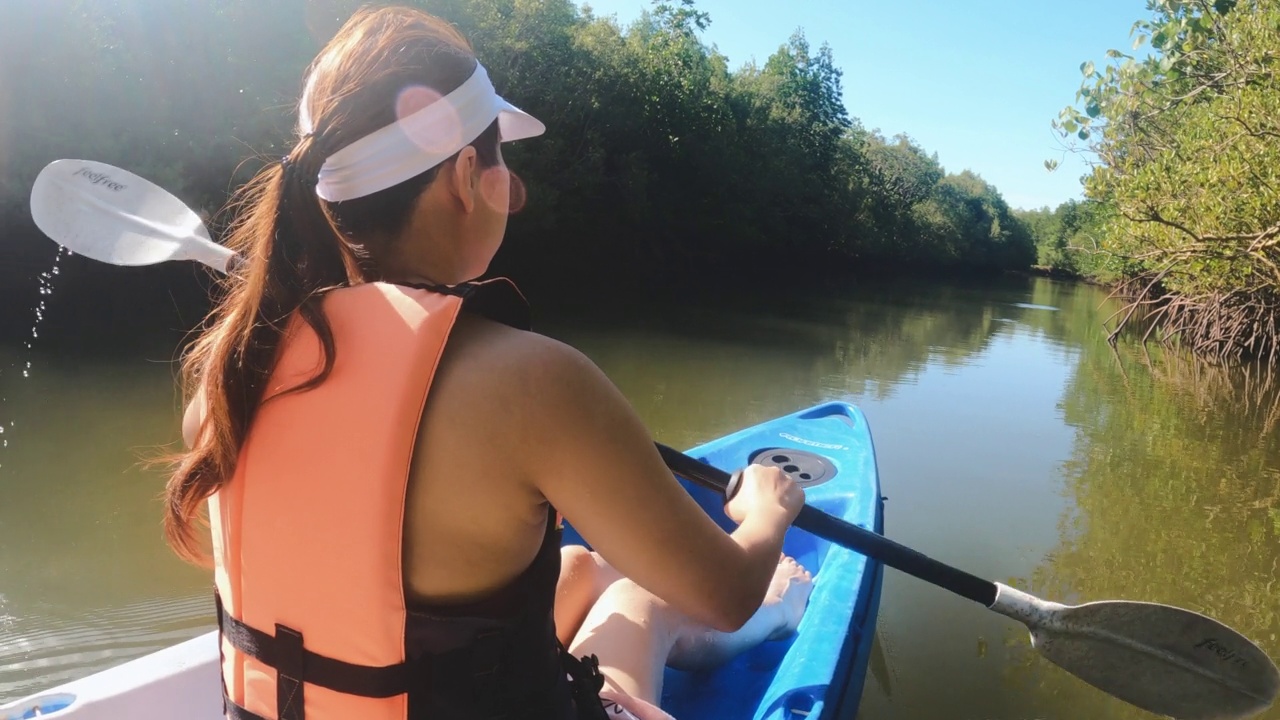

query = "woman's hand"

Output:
[[724, 464, 804, 528]]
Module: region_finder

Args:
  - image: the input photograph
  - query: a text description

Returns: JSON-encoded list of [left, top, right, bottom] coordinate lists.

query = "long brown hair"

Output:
[[165, 6, 501, 563]]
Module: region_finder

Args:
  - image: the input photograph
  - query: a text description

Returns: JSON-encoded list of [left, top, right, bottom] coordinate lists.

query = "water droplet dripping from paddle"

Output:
[[1, 246, 69, 458]]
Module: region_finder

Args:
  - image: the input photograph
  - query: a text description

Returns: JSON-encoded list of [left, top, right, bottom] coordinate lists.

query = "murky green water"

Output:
[[1, 275, 1278, 718]]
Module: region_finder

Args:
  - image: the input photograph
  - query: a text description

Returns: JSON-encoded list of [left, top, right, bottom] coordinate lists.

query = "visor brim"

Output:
[[497, 99, 546, 143]]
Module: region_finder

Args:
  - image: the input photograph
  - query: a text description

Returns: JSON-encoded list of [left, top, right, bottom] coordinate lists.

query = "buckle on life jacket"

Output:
[[560, 646, 609, 720], [274, 624, 305, 720]]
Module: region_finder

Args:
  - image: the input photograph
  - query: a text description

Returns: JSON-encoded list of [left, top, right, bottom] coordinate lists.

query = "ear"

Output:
[[450, 146, 479, 213]]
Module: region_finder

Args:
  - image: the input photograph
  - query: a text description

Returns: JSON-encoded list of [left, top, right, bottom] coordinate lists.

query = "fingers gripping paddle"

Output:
[[657, 446, 1280, 720], [28, 160, 1280, 719], [30, 160, 237, 273]]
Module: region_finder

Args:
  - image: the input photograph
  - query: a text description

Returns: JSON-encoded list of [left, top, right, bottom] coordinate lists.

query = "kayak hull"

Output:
[[1, 401, 883, 720]]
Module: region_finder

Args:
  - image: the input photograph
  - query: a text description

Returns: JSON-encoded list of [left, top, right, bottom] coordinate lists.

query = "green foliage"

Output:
[[855, 134, 1036, 270], [0, 0, 1034, 292], [1056, 0, 1280, 361], [1015, 199, 1112, 277], [910, 171, 1036, 270]]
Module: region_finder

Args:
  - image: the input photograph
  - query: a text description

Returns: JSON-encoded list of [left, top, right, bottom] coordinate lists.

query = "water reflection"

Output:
[[548, 277, 1280, 720], [545, 278, 1084, 719], [0, 348, 211, 700], [0, 276, 1277, 720], [1006, 342, 1280, 719]]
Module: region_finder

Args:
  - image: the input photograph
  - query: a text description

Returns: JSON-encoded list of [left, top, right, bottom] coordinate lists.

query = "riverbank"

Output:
[[0, 219, 1034, 356]]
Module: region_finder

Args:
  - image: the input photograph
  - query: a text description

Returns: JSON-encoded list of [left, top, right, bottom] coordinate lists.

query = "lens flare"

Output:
[[507, 171, 527, 215], [395, 85, 459, 156], [478, 166, 508, 214]]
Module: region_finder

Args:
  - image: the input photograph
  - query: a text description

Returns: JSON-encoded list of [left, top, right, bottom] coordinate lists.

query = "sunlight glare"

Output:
[[395, 84, 459, 157], [479, 167, 526, 215]]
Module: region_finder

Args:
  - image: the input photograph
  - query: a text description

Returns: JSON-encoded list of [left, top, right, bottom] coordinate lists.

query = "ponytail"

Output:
[[163, 131, 358, 563]]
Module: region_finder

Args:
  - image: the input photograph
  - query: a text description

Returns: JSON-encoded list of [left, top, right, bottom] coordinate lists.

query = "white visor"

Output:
[[298, 62, 544, 202]]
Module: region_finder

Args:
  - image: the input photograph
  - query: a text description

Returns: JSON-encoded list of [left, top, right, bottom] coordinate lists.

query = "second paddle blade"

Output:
[[994, 583, 1279, 719]]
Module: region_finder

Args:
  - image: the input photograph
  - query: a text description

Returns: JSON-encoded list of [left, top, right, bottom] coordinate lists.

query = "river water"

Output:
[[1, 274, 1278, 719]]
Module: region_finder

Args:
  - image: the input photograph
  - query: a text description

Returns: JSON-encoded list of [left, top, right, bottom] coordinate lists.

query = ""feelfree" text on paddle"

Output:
[[1196, 638, 1253, 669], [72, 167, 127, 192]]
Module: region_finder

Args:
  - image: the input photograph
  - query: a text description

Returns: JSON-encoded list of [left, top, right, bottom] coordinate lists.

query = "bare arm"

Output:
[[512, 335, 800, 632]]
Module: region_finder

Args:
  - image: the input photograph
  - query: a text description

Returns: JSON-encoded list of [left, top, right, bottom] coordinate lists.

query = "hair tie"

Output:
[[295, 139, 327, 189], [279, 133, 325, 189]]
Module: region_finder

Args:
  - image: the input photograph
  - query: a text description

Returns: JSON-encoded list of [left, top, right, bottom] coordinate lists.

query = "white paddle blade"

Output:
[[29, 159, 234, 273], [993, 584, 1280, 719]]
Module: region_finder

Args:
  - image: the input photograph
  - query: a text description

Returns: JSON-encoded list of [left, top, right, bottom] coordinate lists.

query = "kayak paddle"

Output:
[[30, 159, 238, 273], [656, 444, 1280, 720], [27, 159, 1280, 719]]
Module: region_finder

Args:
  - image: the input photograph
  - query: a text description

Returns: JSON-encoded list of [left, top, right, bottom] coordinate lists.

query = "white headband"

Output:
[[298, 62, 545, 202]]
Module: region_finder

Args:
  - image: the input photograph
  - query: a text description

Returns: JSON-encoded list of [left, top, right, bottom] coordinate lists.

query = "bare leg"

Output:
[[566, 555, 813, 708], [555, 546, 674, 719], [555, 545, 623, 646]]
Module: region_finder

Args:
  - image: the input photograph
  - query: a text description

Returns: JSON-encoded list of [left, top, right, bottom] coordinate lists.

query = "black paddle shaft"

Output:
[[654, 443, 998, 608]]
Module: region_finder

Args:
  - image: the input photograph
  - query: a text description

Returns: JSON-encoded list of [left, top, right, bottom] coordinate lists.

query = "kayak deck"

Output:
[[563, 401, 884, 720]]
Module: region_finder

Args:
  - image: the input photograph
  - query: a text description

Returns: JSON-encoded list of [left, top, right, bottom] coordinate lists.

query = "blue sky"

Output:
[[579, 0, 1151, 210]]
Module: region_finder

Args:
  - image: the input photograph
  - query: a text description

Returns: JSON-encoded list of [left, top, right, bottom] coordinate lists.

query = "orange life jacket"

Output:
[[209, 280, 593, 720]]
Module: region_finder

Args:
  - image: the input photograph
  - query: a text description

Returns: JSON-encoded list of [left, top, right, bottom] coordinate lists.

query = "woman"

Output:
[[170, 7, 809, 720]]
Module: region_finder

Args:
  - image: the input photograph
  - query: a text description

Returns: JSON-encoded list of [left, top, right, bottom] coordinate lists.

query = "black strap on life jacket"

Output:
[[401, 277, 532, 332], [215, 593, 431, 720], [219, 600, 615, 720]]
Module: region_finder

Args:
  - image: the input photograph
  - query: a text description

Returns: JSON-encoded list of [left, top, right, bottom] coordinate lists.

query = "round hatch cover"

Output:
[[748, 447, 838, 488]]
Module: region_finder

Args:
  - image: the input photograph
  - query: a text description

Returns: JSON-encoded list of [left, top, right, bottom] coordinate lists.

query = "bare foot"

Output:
[[663, 554, 816, 672], [765, 555, 813, 640]]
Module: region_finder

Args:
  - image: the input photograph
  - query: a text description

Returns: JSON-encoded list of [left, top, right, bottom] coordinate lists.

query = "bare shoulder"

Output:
[[439, 314, 613, 419], [452, 313, 597, 374], [419, 312, 619, 489]]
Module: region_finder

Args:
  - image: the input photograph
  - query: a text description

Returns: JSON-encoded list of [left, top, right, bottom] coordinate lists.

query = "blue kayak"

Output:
[[562, 401, 884, 720]]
